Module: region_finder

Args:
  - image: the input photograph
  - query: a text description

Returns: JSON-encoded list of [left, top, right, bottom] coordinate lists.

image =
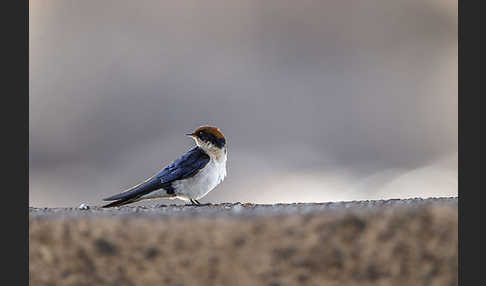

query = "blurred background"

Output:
[[29, 0, 457, 207]]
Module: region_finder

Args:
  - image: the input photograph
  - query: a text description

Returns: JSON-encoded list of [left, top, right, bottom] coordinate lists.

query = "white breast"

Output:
[[172, 155, 227, 201]]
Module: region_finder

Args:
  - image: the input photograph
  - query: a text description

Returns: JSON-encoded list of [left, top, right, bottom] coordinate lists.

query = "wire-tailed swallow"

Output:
[[102, 125, 227, 207]]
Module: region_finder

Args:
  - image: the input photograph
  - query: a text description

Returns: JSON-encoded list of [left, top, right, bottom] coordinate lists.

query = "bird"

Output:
[[102, 125, 227, 208]]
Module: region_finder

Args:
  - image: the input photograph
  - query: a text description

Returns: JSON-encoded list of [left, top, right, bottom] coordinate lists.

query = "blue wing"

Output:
[[155, 146, 210, 191], [102, 146, 210, 205]]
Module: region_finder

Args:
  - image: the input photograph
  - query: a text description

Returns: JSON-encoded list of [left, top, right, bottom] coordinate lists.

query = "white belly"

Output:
[[172, 158, 226, 200]]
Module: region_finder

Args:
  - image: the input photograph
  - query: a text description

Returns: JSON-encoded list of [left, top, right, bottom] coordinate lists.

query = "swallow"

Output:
[[102, 125, 227, 207]]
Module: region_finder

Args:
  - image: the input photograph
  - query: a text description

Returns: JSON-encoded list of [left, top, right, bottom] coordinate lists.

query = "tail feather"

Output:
[[102, 178, 162, 208], [102, 197, 138, 208]]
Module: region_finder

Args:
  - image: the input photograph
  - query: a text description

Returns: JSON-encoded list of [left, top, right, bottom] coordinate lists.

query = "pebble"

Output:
[[78, 203, 89, 210]]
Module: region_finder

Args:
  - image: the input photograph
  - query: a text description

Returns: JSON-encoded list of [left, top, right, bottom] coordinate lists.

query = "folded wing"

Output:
[[102, 146, 210, 207]]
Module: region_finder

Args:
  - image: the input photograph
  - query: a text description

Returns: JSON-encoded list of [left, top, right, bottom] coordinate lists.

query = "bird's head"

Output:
[[186, 125, 227, 157]]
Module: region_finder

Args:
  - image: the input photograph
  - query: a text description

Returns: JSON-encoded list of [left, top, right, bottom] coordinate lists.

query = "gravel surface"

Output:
[[30, 197, 457, 286], [29, 197, 457, 218]]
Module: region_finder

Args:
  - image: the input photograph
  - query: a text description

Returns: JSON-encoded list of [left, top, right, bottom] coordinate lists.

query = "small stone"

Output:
[[78, 203, 89, 210]]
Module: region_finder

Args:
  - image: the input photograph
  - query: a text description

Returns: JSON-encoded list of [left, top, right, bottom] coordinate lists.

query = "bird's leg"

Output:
[[187, 199, 210, 206], [195, 199, 212, 206]]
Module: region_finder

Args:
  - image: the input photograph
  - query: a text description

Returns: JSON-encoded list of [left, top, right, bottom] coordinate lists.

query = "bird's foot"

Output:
[[197, 203, 212, 206], [189, 199, 211, 206]]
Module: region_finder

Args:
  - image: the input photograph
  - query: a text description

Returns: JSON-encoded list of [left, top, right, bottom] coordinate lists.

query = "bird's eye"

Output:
[[199, 131, 204, 136]]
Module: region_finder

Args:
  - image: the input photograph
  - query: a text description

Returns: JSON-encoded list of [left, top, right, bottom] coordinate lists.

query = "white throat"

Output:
[[195, 139, 227, 163]]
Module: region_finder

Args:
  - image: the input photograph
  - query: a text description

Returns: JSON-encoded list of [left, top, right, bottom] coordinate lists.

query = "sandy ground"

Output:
[[30, 197, 457, 286]]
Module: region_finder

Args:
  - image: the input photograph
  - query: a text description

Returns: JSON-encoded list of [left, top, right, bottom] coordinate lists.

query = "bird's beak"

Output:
[[186, 133, 196, 137]]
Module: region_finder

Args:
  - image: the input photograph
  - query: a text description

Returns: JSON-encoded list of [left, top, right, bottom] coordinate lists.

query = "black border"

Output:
[[4, 0, 29, 285], [458, 1, 481, 285]]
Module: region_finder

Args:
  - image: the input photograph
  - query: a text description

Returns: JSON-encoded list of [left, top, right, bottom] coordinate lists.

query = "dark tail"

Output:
[[102, 178, 162, 208], [102, 197, 138, 208]]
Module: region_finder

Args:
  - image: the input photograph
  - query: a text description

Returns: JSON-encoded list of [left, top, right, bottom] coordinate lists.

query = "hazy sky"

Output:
[[30, 0, 457, 207]]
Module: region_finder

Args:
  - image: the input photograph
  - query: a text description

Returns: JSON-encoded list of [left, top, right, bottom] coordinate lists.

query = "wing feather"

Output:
[[102, 146, 210, 207]]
